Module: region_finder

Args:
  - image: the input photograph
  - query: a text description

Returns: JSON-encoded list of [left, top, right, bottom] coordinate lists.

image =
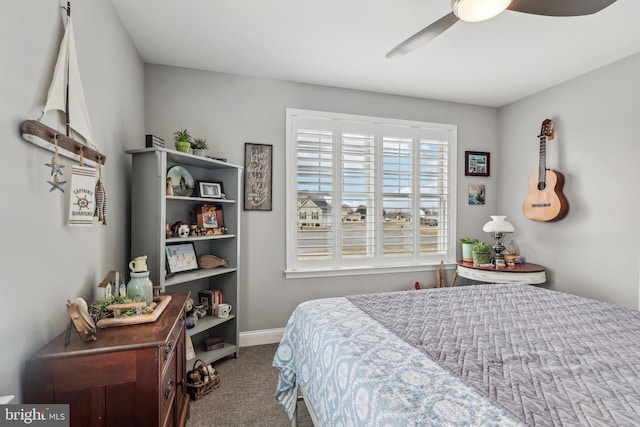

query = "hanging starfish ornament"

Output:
[[46, 134, 66, 192], [45, 160, 65, 177]]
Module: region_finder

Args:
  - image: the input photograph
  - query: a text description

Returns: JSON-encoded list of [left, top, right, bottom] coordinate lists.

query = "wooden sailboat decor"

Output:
[[21, 1, 106, 168]]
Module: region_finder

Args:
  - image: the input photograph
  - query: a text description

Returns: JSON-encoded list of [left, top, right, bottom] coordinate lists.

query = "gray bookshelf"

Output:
[[127, 147, 242, 369]]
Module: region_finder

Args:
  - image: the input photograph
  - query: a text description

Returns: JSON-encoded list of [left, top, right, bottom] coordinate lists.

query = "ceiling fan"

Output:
[[386, 0, 617, 59]]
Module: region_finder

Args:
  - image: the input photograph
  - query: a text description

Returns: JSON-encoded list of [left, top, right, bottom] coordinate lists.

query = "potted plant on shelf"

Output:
[[472, 241, 491, 266], [173, 129, 192, 153], [191, 137, 208, 156], [460, 236, 479, 263]]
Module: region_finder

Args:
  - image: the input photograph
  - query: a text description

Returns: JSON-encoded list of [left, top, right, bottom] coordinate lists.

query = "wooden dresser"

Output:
[[24, 292, 190, 427]]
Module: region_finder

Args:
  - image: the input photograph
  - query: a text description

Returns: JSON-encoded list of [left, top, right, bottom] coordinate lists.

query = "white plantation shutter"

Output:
[[418, 130, 450, 256], [293, 116, 334, 263], [286, 109, 456, 277], [341, 122, 375, 263]]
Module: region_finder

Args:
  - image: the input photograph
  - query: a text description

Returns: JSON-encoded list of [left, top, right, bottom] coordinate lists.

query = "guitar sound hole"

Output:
[[537, 182, 546, 191]]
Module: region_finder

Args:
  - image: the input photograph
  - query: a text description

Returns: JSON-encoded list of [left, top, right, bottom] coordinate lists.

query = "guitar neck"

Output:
[[538, 135, 547, 184]]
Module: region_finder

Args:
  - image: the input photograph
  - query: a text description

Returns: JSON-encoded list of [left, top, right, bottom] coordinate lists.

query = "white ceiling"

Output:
[[111, 0, 640, 107]]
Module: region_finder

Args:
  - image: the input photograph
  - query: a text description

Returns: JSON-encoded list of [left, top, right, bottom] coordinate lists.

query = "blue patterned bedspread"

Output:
[[273, 293, 521, 426]]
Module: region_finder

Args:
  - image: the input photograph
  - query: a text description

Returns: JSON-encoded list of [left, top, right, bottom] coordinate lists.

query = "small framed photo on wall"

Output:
[[468, 184, 486, 205], [465, 151, 490, 177]]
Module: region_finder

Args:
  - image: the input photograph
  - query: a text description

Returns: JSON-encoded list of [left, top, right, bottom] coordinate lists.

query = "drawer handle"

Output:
[[164, 341, 173, 360], [164, 378, 175, 400]]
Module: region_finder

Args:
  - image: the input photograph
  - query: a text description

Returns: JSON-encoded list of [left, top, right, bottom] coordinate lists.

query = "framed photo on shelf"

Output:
[[244, 142, 273, 211], [196, 204, 224, 230], [165, 242, 199, 274], [198, 181, 223, 199], [465, 151, 490, 177]]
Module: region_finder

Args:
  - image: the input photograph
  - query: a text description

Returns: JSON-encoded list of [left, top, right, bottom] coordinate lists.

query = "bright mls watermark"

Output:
[[0, 405, 69, 426]]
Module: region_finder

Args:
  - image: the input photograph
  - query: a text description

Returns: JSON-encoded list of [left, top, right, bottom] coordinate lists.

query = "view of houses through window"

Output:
[[286, 109, 456, 274]]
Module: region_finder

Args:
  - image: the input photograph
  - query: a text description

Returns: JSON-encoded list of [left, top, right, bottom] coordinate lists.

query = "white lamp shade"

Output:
[[482, 215, 515, 233], [452, 0, 512, 22]]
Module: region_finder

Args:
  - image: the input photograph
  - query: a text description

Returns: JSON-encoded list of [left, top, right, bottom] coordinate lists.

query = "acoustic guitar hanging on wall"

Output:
[[523, 119, 569, 222]]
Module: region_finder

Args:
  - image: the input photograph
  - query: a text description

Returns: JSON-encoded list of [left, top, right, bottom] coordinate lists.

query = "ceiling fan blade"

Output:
[[508, 0, 616, 17], [386, 12, 459, 59]]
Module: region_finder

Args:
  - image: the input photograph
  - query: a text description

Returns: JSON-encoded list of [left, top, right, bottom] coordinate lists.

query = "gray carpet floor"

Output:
[[187, 343, 313, 426]]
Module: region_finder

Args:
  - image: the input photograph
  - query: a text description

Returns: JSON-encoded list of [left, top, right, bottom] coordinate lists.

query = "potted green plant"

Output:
[[472, 241, 491, 266], [460, 236, 479, 263], [173, 129, 192, 153], [191, 137, 208, 156]]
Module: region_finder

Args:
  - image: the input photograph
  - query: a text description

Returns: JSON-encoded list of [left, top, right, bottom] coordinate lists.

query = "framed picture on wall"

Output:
[[468, 184, 486, 205], [465, 151, 490, 177]]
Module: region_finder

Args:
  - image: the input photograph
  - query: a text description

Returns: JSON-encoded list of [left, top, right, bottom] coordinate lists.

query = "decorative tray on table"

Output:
[[96, 295, 172, 328]]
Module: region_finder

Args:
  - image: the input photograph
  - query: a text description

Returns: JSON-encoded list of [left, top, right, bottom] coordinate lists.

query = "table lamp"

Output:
[[482, 215, 514, 266]]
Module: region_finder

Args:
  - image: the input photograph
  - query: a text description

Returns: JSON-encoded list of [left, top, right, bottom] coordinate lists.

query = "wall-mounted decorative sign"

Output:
[[244, 143, 273, 211], [465, 151, 490, 177]]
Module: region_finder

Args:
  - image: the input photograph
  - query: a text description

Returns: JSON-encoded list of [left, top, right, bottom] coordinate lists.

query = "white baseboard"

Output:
[[239, 328, 285, 347]]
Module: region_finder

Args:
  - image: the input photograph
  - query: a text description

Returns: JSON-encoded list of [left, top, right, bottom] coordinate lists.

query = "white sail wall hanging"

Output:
[[21, 1, 106, 181], [43, 15, 94, 146]]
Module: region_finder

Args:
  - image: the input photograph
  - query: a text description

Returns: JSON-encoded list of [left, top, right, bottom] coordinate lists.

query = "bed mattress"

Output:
[[274, 284, 640, 426]]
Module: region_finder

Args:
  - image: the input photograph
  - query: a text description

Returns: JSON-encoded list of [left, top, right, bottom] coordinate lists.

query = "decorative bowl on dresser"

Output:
[[23, 291, 190, 427]]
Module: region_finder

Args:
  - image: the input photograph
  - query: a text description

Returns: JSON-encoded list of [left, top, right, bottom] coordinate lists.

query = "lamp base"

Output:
[[490, 233, 507, 266]]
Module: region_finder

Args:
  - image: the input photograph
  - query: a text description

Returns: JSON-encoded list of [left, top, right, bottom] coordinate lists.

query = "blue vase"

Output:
[[126, 271, 153, 305]]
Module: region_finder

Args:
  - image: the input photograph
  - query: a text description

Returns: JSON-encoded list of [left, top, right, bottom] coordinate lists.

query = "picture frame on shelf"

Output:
[[165, 242, 199, 274], [464, 151, 490, 177], [196, 204, 224, 230], [244, 142, 273, 211], [198, 181, 223, 199]]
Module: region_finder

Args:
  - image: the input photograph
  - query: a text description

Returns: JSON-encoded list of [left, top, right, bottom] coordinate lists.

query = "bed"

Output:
[[273, 284, 640, 426]]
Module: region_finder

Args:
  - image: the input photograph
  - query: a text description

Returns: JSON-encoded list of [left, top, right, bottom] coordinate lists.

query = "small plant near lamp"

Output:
[[460, 236, 479, 263], [174, 129, 192, 153], [471, 241, 491, 266], [191, 137, 208, 156]]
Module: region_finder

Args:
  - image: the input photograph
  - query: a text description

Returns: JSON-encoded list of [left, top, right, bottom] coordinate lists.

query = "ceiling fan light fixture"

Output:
[[452, 0, 512, 22]]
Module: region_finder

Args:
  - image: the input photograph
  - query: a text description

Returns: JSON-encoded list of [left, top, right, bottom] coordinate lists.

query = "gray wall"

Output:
[[498, 53, 640, 308], [0, 0, 144, 399], [144, 65, 499, 332]]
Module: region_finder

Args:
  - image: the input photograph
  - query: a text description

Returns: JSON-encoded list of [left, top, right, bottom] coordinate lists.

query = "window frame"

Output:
[[285, 108, 457, 278]]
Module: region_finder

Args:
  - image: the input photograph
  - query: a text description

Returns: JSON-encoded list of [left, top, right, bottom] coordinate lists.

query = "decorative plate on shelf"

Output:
[[167, 165, 195, 197]]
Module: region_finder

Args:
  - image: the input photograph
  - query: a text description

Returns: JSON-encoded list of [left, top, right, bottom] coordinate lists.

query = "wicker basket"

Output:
[[186, 358, 221, 400]]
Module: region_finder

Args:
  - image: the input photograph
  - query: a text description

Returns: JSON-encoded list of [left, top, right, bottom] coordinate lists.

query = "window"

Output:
[[285, 109, 457, 278]]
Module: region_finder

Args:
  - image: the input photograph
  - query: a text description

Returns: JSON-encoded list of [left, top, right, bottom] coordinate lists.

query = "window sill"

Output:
[[284, 263, 456, 279]]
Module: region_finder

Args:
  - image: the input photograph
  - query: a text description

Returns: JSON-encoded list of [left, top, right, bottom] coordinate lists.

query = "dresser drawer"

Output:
[[160, 349, 177, 423], [162, 314, 185, 371]]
